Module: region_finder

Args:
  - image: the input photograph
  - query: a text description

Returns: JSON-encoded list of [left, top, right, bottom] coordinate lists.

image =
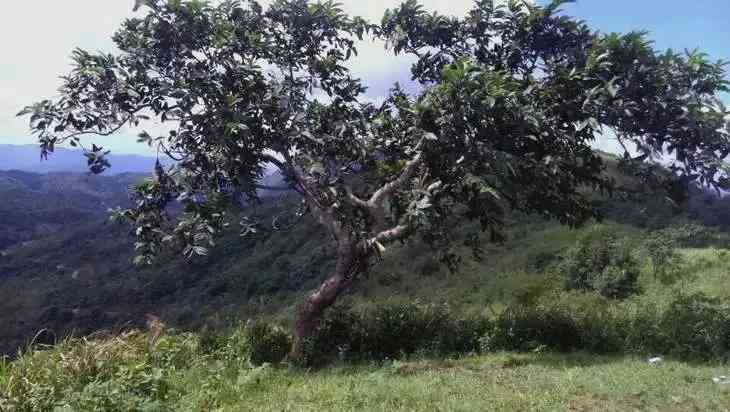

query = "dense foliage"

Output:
[[559, 226, 640, 298]]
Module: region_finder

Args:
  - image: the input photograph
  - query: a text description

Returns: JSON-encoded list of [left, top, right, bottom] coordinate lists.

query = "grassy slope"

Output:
[[4, 330, 730, 411], [177, 355, 730, 411]]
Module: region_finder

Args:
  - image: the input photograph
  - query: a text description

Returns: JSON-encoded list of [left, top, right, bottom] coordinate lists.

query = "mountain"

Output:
[[0, 170, 147, 250], [0, 144, 159, 174], [1, 157, 730, 357]]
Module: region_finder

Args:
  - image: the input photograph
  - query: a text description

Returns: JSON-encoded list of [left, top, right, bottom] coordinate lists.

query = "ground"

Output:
[[124, 353, 730, 411]]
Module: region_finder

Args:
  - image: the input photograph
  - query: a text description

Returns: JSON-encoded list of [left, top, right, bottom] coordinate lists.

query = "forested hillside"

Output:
[[0, 170, 143, 250], [2, 156, 730, 358]]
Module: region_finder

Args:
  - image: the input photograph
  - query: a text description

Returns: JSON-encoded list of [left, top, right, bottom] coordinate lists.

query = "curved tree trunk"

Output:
[[290, 239, 367, 360]]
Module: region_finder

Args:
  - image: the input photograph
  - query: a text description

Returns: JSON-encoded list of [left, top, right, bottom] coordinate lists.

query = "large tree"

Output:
[[19, 0, 730, 357]]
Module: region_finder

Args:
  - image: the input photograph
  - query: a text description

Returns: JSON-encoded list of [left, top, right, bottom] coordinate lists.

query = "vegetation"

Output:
[[0, 170, 139, 249], [18, 0, 730, 356], [4, 0, 730, 408], [4, 291, 730, 410], [559, 226, 640, 299]]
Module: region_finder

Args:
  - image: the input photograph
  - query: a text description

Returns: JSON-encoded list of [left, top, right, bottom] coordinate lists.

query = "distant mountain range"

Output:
[[0, 144, 159, 174], [0, 170, 146, 250]]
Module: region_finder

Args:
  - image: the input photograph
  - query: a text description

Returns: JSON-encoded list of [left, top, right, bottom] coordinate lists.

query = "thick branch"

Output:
[[373, 224, 409, 244], [344, 186, 370, 209], [369, 151, 424, 206]]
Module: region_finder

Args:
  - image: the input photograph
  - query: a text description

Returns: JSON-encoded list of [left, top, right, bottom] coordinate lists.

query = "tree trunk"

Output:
[[290, 239, 366, 361]]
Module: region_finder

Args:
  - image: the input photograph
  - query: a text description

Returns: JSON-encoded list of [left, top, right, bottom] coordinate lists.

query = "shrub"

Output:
[[492, 292, 624, 353], [301, 302, 490, 366], [659, 293, 730, 360], [658, 223, 715, 248], [525, 251, 559, 272], [621, 301, 666, 354], [643, 231, 685, 284], [560, 226, 640, 299], [491, 291, 730, 360], [1, 330, 198, 411], [198, 321, 290, 366], [244, 321, 290, 366], [299, 306, 367, 367]]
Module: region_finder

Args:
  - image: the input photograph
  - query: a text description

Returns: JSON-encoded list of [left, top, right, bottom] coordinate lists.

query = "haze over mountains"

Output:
[[0, 144, 159, 174]]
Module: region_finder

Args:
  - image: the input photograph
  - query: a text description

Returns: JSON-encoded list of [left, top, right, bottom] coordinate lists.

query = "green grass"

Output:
[[4, 331, 730, 412], [217, 354, 730, 411]]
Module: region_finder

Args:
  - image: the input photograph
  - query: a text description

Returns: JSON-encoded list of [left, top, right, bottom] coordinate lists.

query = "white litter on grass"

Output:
[[712, 376, 730, 384], [648, 357, 663, 364]]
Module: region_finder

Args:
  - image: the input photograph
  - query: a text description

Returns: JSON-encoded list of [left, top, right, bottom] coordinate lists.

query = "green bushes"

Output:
[[491, 292, 624, 353], [658, 294, 730, 360], [302, 292, 730, 365], [1, 322, 293, 410], [658, 223, 715, 248], [559, 226, 640, 299], [1, 331, 196, 411], [244, 321, 291, 365], [643, 231, 685, 284], [5, 293, 730, 409], [489, 291, 730, 361], [199, 321, 290, 366], [301, 302, 490, 366]]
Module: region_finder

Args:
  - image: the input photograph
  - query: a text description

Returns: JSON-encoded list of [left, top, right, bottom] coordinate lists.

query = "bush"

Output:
[[658, 223, 715, 248], [199, 321, 290, 366], [300, 302, 490, 366], [299, 306, 367, 367], [1, 330, 197, 411], [492, 292, 624, 353], [244, 321, 291, 365], [643, 231, 685, 284], [659, 293, 730, 360], [560, 226, 640, 299]]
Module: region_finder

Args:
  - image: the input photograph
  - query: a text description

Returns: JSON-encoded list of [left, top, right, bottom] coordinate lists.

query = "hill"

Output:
[[0, 170, 145, 250], [2, 157, 730, 357], [0, 144, 160, 174]]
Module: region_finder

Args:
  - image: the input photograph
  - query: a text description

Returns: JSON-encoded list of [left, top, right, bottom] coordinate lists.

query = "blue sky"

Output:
[[0, 0, 728, 156], [563, 0, 730, 64]]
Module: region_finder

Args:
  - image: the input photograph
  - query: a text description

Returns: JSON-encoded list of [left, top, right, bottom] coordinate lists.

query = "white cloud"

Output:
[[0, 1, 498, 155]]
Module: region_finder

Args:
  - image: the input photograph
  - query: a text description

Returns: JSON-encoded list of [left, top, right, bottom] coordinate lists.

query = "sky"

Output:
[[0, 0, 728, 156]]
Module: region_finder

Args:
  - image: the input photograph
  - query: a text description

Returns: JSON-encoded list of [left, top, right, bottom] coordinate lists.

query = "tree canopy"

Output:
[[19, 0, 730, 354]]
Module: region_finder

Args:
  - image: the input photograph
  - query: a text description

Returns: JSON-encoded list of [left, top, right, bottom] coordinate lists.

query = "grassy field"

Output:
[[193, 354, 730, 411], [5, 341, 730, 411]]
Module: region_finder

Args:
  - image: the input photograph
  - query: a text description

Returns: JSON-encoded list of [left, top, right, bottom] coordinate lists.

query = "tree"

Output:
[[19, 0, 730, 358]]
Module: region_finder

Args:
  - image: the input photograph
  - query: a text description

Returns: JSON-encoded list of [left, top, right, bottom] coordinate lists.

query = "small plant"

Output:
[[244, 321, 291, 366], [559, 226, 640, 299], [658, 223, 715, 248], [643, 231, 685, 284], [492, 292, 625, 353], [659, 293, 730, 360]]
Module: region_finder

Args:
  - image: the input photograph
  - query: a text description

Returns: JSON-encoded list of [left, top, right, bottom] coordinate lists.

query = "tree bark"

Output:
[[290, 238, 367, 360]]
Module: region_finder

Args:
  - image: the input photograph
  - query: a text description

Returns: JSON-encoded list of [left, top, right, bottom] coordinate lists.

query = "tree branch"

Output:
[[369, 149, 424, 206], [344, 185, 370, 209], [61, 117, 132, 141], [372, 224, 409, 244]]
